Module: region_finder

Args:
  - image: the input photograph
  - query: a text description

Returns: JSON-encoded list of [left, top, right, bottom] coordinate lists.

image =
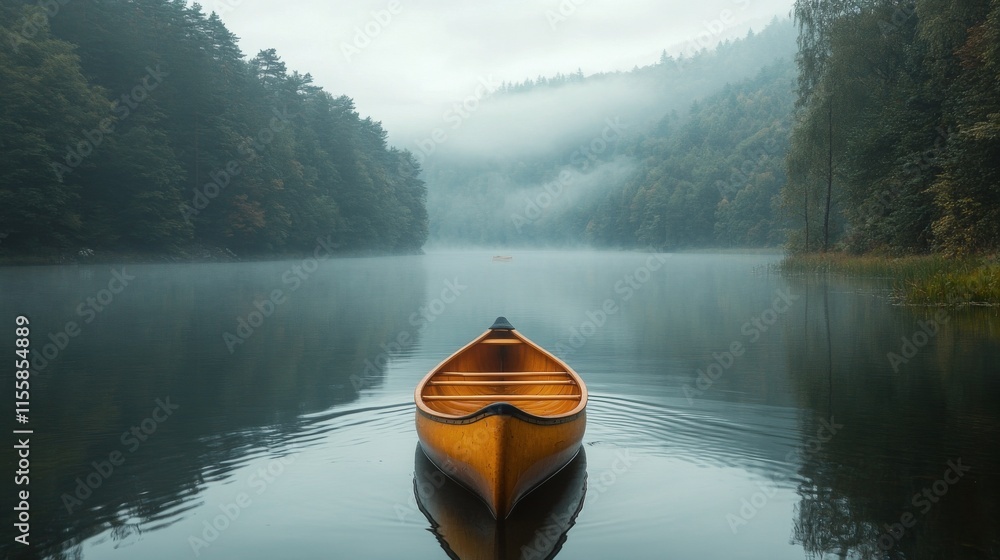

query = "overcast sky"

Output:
[[213, 0, 795, 145]]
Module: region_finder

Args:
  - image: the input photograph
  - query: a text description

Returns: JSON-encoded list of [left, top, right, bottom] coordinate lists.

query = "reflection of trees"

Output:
[[794, 471, 883, 559], [791, 280, 879, 559], [783, 277, 1000, 559], [627, 254, 798, 406], [0, 259, 426, 559]]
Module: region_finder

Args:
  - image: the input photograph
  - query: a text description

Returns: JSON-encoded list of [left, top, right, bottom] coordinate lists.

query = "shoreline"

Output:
[[0, 243, 425, 267], [778, 252, 1000, 307]]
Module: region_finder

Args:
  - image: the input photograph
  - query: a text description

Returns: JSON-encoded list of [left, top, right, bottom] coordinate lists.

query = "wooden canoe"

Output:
[[413, 444, 587, 560], [414, 317, 587, 518]]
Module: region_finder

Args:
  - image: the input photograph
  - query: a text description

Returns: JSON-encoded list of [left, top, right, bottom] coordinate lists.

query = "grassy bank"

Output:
[[779, 253, 1000, 306]]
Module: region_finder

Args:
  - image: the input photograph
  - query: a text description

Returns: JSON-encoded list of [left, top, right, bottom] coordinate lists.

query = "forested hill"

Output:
[[0, 0, 427, 259], [586, 60, 796, 248], [423, 18, 797, 248]]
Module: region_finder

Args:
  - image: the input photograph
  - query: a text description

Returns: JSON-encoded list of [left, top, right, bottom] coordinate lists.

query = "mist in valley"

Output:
[[417, 18, 798, 249]]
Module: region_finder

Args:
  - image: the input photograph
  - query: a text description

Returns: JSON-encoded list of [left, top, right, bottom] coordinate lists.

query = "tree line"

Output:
[[0, 0, 427, 257], [783, 0, 1000, 256]]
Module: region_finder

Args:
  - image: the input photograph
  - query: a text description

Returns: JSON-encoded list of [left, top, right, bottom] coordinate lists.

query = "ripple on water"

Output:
[[77, 390, 814, 559], [585, 394, 802, 483], [294, 400, 416, 449]]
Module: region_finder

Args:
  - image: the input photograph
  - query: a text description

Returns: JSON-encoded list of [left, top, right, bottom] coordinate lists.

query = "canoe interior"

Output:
[[419, 330, 583, 418]]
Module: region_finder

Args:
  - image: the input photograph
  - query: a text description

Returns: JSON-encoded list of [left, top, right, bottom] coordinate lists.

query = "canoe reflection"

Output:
[[413, 445, 588, 560]]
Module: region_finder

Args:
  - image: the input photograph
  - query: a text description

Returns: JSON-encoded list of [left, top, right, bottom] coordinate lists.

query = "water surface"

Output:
[[2, 251, 998, 559]]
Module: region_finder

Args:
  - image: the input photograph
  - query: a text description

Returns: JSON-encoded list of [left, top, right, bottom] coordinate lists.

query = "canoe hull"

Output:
[[416, 404, 586, 518], [413, 444, 588, 560], [414, 318, 587, 519]]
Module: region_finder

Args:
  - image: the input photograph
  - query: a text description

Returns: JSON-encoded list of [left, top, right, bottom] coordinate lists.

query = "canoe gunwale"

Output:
[[416, 401, 585, 426]]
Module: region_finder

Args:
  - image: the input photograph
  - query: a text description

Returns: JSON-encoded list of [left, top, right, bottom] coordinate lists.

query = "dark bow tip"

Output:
[[489, 316, 514, 330]]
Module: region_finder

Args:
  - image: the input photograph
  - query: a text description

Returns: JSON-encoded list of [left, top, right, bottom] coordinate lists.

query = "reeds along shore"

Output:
[[778, 253, 1000, 306]]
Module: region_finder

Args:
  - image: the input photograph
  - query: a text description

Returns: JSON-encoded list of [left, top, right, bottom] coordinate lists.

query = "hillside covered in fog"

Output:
[[423, 18, 798, 248]]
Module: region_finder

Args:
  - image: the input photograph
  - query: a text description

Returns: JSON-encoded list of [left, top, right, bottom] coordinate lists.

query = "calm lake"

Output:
[[2, 251, 999, 559]]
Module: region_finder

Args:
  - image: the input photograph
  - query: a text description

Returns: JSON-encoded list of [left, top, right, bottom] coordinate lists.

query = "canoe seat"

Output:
[[480, 339, 522, 345], [422, 395, 581, 401]]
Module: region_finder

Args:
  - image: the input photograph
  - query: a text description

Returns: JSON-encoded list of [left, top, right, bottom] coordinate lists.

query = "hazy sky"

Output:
[[213, 0, 795, 145]]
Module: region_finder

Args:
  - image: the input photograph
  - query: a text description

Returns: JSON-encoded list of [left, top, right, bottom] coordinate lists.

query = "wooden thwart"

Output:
[[480, 339, 523, 345], [428, 380, 574, 386], [423, 394, 581, 401], [439, 371, 568, 377]]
